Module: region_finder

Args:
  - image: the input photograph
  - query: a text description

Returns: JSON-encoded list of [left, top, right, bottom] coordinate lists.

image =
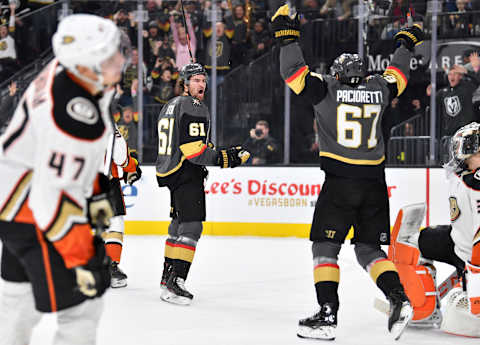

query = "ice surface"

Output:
[[3, 236, 477, 345]]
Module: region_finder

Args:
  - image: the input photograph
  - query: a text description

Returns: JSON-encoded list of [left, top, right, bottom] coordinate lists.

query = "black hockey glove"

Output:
[[124, 157, 142, 185], [87, 174, 114, 232], [271, 4, 300, 46], [217, 146, 251, 168], [394, 25, 425, 52], [74, 236, 111, 298]]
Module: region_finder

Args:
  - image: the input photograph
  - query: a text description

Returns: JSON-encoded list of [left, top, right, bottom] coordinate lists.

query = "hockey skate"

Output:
[[297, 303, 337, 340], [110, 261, 128, 288], [388, 289, 413, 340], [160, 262, 172, 290], [161, 272, 193, 306]]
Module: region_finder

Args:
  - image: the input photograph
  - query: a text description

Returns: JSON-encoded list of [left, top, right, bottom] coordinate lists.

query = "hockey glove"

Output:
[[271, 4, 300, 46], [218, 146, 250, 168], [394, 25, 425, 52], [87, 174, 114, 231], [124, 158, 142, 185], [74, 236, 111, 298]]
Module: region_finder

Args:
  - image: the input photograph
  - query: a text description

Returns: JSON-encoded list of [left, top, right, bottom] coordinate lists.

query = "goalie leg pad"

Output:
[[388, 203, 426, 265], [441, 287, 480, 337], [395, 263, 438, 322]]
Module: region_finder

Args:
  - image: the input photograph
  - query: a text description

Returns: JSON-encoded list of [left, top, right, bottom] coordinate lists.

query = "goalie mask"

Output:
[[445, 122, 480, 172], [330, 53, 366, 85]]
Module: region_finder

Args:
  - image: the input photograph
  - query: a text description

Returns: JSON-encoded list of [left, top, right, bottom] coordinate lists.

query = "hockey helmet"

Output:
[[330, 53, 366, 85], [450, 122, 480, 162], [52, 14, 131, 89], [179, 63, 207, 85]]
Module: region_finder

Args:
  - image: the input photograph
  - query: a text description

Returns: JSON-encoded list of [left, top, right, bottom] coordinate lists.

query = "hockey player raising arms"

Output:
[[391, 122, 480, 337], [272, 3, 425, 341], [0, 14, 129, 345], [156, 63, 249, 305]]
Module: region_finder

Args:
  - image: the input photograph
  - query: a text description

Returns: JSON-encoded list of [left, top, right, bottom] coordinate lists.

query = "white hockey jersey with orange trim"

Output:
[[448, 168, 480, 266], [110, 123, 137, 179], [0, 59, 114, 268]]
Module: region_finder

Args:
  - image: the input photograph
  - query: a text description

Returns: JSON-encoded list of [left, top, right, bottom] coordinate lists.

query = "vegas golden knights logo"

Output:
[[325, 230, 336, 239], [118, 126, 129, 140], [0, 41, 7, 51], [209, 41, 224, 58], [449, 197, 460, 222]]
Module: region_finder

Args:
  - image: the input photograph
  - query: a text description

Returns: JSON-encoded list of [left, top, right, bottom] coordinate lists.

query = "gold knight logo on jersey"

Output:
[[449, 196, 461, 221]]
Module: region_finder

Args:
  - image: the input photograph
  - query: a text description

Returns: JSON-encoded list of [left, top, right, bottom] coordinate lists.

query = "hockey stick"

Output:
[[179, 0, 194, 63], [374, 269, 460, 314]]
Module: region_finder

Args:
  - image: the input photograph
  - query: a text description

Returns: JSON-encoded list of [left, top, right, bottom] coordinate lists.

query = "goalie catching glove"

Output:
[[217, 146, 250, 168], [74, 236, 111, 298], [394, 25, 425, 52], [271, 4, 300, 45]]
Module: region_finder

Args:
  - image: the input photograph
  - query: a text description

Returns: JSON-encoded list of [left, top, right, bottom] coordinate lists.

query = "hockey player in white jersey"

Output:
[[0, 14, 130, 345], [104, 123, 142, 288], [391, 122, 480, 337]]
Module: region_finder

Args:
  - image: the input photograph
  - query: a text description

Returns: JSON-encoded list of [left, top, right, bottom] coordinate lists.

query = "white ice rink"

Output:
[[7, 235, 478, 345]]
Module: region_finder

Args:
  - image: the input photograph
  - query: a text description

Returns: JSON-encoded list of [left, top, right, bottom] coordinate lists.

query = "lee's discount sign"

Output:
[[123, 166, 451, 236]]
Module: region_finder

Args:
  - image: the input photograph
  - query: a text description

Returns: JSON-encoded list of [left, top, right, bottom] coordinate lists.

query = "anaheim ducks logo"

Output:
[[62, 36, 75, 44], [449, 197, 460, 222]]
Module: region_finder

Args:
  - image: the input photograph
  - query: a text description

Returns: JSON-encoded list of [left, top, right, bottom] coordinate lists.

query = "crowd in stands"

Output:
[[2, 0, 480, 165]]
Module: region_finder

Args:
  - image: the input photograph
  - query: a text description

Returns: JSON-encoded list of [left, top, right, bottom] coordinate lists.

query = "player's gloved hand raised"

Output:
[[87, 174, 114, 231], [218, 146, 250, 168], [394, 25, 425, 52], [74, 236, 111, 298], [271, 4, 300, 46], [124, 157, 142, 185]]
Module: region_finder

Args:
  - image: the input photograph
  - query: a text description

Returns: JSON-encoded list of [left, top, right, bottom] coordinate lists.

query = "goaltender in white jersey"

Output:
[[0, 14, 129, 345], [391, 122, 480, 337]]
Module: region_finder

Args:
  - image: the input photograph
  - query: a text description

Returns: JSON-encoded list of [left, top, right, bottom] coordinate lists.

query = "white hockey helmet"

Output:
[[52, 14, 130, 88]]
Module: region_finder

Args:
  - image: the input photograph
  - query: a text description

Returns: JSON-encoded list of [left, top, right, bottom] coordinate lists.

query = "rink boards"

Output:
[[123, 166, 450, 237]]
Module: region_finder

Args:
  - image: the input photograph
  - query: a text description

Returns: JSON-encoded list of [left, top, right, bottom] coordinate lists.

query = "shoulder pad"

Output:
[[52, 71, 105, 141], [462, 169, 480, 191]]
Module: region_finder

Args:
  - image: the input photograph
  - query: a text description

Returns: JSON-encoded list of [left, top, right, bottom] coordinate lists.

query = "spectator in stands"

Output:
[[248, 18, 271, 60], [447, 0, 473, 36], [118, 48, 147, 107], [380, 18, 402, 39], [203, 20, 234, 84], [0, 2, 16, 80], [117, 105, 138, 154], [243, 120, 281, 165], [436, 57, 480, 141], [231, 4, 249, 68], [0, 80, 17, 132], [463, 49, 480, 117], [153, 35, 176, 66], [145, 20, 164, 68], [150, 68, 175, 104], [320, 0, 354, 21], [170, 11, 197, 69]]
